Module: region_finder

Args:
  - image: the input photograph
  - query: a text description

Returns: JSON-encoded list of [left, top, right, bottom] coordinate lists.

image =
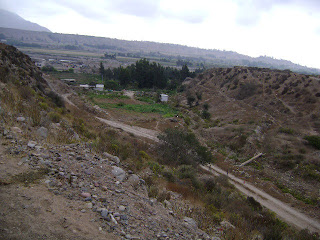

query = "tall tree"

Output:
[[180, 64, 190, 81], [99, 62, 105, 76]]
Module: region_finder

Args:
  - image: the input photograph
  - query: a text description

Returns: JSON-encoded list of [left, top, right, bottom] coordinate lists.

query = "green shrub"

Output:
[[304, 135, 320, 149], [42, 65, 57, 72], [202, 110, 211, 120], [158, 128, 213, 165], [28, 105, 41, 126], [48, 111, 61, 123], [148, 185, 159, 198], [279, 127, 295, 135], [39, 102, 48, 110], [178, 165, 195, 179], [47, 91, 65, 108], [184, 116, 191, 126], [148, 161, 163, 174], [139, 150, 150, 160], [162, 170, 175, 182]]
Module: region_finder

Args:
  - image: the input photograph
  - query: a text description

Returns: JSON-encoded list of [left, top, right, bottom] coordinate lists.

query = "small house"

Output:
[[160, 94, 168, 102], [79, 84, 90, 89], [95, 84, 104, 91]]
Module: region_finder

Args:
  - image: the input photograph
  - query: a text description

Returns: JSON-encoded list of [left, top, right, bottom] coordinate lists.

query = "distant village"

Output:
[[33, 56, 170, 102]]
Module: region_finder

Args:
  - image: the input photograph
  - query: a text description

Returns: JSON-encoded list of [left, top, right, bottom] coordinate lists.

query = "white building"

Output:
[[95, 84, 104, 91], [160, 94, 168, 102], [79, 84, 90, 89]]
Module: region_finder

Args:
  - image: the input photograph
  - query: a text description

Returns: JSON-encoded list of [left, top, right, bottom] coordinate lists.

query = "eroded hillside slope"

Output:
[[182, 67, 320, 213], [0, 43, 214, 239]]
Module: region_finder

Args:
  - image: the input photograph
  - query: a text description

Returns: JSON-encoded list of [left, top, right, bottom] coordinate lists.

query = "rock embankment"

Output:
[[0, 127, 216, 240]]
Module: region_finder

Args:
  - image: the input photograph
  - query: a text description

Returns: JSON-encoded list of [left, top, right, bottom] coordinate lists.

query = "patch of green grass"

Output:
[[275, 181, 318, 205], [49, 72, 102, 85], [304, 135, 320, 150], [96, 102, 178, 117], [88, 92, 129, 99], [136, 96, 155, 103], [279, 127, 295, 135]]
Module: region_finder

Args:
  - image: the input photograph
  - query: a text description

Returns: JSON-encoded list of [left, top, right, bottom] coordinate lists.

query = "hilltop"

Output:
[[0, 9, 51, 33]]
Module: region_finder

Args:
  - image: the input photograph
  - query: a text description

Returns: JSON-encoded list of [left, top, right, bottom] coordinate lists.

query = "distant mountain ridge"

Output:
[[0, 25, 319, 75], [0, 9, 51, 32]]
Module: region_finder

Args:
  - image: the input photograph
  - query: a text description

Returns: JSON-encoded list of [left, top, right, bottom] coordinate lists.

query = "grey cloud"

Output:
[[112, 0, 161, 18], [1, 0, 207, 24], [235, 0, 320, 26]]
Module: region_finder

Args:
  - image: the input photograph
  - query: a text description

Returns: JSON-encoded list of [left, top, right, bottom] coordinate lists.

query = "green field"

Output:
[[94, 101, 177, 117]]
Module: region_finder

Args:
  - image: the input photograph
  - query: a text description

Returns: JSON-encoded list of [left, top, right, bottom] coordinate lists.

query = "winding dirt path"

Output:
[[96, 117, 159, 142], [94, 116, 320, 232], [201, 165, 320, 233], [45, 77, 320, 233]]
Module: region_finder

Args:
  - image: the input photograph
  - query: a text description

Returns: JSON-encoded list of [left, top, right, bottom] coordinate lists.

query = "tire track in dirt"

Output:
[[201, 165, 320, 233], [96, 117, 159, 142]]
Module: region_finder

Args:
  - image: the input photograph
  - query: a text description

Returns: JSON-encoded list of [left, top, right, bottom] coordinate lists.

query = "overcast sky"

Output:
[[1, 0, 320, 69]]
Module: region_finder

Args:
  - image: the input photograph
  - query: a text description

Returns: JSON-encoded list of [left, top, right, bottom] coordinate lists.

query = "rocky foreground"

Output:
[[0, 121, 223, 240]]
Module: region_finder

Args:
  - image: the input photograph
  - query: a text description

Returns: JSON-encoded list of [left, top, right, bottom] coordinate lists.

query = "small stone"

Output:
[[119, 205, 126, 211], [101, 209, 110, 221], [112, 166, 126, 181], [101, 186, 108, 191], [27, 141, 37, 148], [81, 209, 86, 213], [103, 152, 120, 164], [87, 202, 93, 209], [94, 181, 99, 187], [80, 192, 91, 198], [17, 117, 26, 122], [36, 127, 48, 139]]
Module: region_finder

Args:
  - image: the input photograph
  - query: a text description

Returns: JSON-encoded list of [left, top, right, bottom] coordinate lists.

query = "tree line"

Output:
[[99, 59, 199, 90]]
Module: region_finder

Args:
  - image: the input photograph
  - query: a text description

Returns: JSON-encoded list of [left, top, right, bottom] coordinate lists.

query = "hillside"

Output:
[[0, 9, 51, 32], [0, 27, 319, 75], [1, 43, 320, 239], [181, 67, 320, 213], [0, 43, 214, 239]]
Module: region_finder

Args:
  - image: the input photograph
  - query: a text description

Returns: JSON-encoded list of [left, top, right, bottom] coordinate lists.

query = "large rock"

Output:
[[112, 166, 126, 181], [103, 152, 120, 164], [36, 127, 48, 139], [11, 127, 22, 134], [183, 217, 198, 229], [127, 174, 140, 187], [27, 141, 37, 148]]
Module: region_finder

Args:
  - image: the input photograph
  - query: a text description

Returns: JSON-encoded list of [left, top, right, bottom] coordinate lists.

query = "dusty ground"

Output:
[[0, 139, 118, 240]]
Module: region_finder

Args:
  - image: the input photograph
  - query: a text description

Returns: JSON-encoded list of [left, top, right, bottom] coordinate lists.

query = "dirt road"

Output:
[[46, 77, 320, 233], [201, 165, 320, 233], [96, 117, 159, 142], [95, 116, 320, 232]]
